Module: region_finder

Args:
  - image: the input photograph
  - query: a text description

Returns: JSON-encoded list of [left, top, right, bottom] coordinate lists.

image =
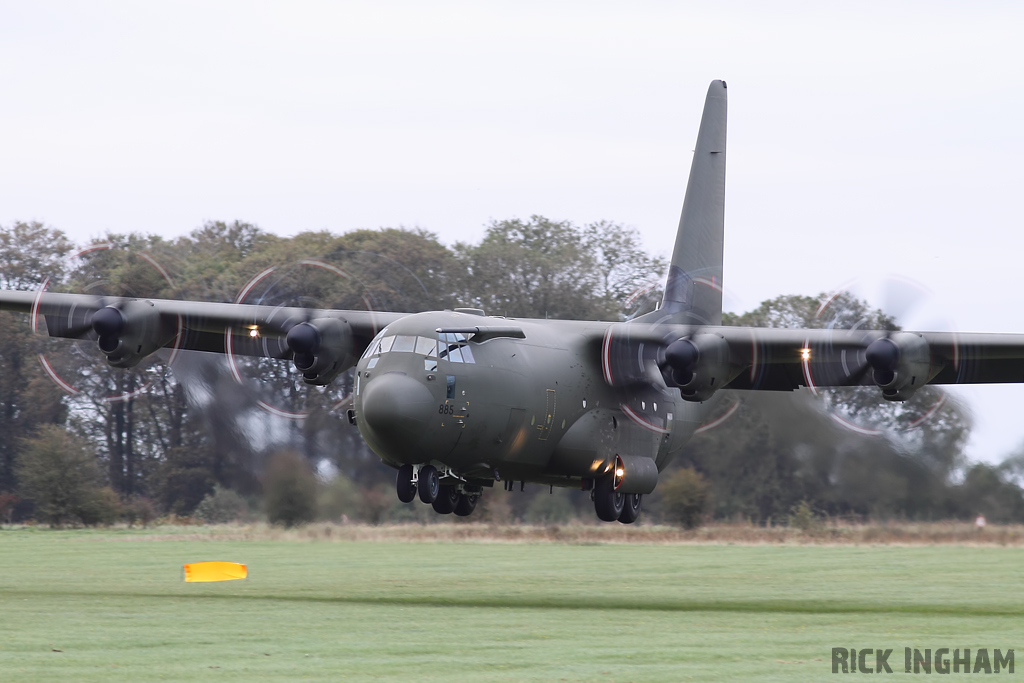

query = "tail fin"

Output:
[[658, 80, 727, 325]]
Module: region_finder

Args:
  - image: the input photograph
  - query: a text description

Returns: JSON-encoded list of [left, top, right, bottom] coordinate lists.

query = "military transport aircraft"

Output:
[[4, 80, 1024, 523]]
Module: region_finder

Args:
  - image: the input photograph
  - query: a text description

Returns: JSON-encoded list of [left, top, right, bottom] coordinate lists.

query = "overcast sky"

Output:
[[2, 1, 1023, 463]]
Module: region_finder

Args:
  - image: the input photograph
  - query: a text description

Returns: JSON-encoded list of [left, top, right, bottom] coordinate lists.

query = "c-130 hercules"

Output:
[[5, 80, 1024, 523]]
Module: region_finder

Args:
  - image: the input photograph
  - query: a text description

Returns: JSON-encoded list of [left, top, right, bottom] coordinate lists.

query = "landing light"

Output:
[[249, 328, 260, 338], [615, 467, 624, 477], [800, 348, 811, 361]]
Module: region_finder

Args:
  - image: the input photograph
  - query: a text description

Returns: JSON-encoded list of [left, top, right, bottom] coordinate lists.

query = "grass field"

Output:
[[1, 525, 1021, 682]]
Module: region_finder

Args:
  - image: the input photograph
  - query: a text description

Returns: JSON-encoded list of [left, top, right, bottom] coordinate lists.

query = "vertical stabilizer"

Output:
[[658, 80, 727, 325]]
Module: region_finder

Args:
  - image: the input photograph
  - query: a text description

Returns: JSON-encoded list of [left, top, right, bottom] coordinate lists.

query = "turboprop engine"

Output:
[[91, 300, 176, 368], [659, 332, 732, 402], [864, 332, 937, 401], [285, 317, 356, 385]]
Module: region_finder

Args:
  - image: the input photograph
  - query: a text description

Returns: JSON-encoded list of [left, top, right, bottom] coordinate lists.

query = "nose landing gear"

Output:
[[396, 464, 417, 503], [417, 465, 440, 504], [453, 491, 479, 517], [431, 485, 460, 513], [395, 463, 482, 516]]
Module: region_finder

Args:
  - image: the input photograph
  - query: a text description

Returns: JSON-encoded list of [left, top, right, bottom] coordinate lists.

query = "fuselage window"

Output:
[[424, 358, 438, 372], [460, 345, 475, 363], [367, 357, 379, 369]]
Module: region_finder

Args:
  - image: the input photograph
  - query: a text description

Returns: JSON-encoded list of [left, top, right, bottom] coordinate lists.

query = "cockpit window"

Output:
[[437, 334, 475, 364], [415, 336, 436, 355], [391, 335, 416, 353], [363, 330, 476, 366], [361, 327, 389, 358]]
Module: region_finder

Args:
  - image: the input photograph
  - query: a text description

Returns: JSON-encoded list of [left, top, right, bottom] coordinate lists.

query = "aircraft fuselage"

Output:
[[352, 310, 708, 488]]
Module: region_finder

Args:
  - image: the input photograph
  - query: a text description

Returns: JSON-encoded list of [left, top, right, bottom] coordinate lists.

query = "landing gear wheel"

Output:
[[396, 464, 417, 503], [432, 485, 459, 514], [418, 465, 440, 504], [593, 475, 625, 522], [453, 493, 479, 517], [618, 493, 642, 524]]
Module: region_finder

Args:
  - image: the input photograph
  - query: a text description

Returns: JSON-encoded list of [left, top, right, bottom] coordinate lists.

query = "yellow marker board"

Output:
[[184, 561, 248, 583]]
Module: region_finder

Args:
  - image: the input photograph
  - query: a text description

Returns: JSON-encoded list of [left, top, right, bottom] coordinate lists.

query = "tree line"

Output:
[[0, 217, 1022, 527]]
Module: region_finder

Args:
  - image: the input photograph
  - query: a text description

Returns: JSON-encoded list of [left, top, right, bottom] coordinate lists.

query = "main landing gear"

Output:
[[396, 464, 481, 517], [592, 475, 642, 524]]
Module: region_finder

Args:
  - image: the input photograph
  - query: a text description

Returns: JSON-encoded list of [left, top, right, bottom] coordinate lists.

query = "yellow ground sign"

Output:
[[183, 561, 248, 583]]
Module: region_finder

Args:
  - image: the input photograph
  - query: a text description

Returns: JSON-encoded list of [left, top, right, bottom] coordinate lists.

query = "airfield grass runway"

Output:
[[0, 526, 1021, 682]]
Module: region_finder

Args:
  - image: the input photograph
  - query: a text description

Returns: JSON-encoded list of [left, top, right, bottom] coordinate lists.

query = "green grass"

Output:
[[0, 527, 1021, 682]]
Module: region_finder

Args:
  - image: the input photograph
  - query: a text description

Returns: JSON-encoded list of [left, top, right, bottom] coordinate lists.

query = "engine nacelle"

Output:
[[865, 332, 936, 401], [661, 332, 732, 403], [613, 454, 659, 494], [91, 300, 175, 368], [285, 317, 356, 386]]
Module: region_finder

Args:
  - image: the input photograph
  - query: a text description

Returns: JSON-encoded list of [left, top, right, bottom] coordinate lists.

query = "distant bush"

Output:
[[154, 460, 216, 517], [264, 451, 317, 527], [658, 467, 711, 529], [788, 500, 820, 531], [317, 474, 363, 523], [477, 490, 514, 524], [0, 493, 19, 525], [358, 483, 395, 525], [77, 487, 123, 526], [123, 497, 157, 527], [525, 489, 574, 524], [16, 426, 105, 526], [195, 486, 249, 524]]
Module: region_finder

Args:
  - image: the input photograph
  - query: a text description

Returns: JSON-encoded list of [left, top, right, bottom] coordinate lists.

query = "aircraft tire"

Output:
[[618, 493, 642, 524], [593, 476, 625, 522], [432, 485, 459, 514], [418, 465, 440, 504], [453, 493, 479, 517], [396, 464, 416, 503]]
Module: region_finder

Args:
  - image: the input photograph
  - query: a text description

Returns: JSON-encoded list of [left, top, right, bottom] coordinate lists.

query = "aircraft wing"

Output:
[[600, 322, 1024, 396], [713, 327, 1024, 391], [0, 290, 406, 359]]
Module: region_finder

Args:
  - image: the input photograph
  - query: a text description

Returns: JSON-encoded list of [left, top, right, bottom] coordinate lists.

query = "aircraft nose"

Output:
[[360, 372, 435, 454]]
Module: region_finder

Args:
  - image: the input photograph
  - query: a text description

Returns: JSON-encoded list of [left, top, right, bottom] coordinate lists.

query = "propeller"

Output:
[[807, 275, 959, 433], [226, 258, 381, 419], [31, 244, 182, 401], [91, 306, 126, 353], [864, 337, 899, 386], [663, 338, 698, 386], [286, 321, 320, 371]]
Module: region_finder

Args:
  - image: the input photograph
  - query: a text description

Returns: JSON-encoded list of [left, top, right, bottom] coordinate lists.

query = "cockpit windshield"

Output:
[[363, 331, 476, 371]]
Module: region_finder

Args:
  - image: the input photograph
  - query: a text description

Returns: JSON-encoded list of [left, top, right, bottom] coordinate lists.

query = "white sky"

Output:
[[2, 1, 1023, 463]]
